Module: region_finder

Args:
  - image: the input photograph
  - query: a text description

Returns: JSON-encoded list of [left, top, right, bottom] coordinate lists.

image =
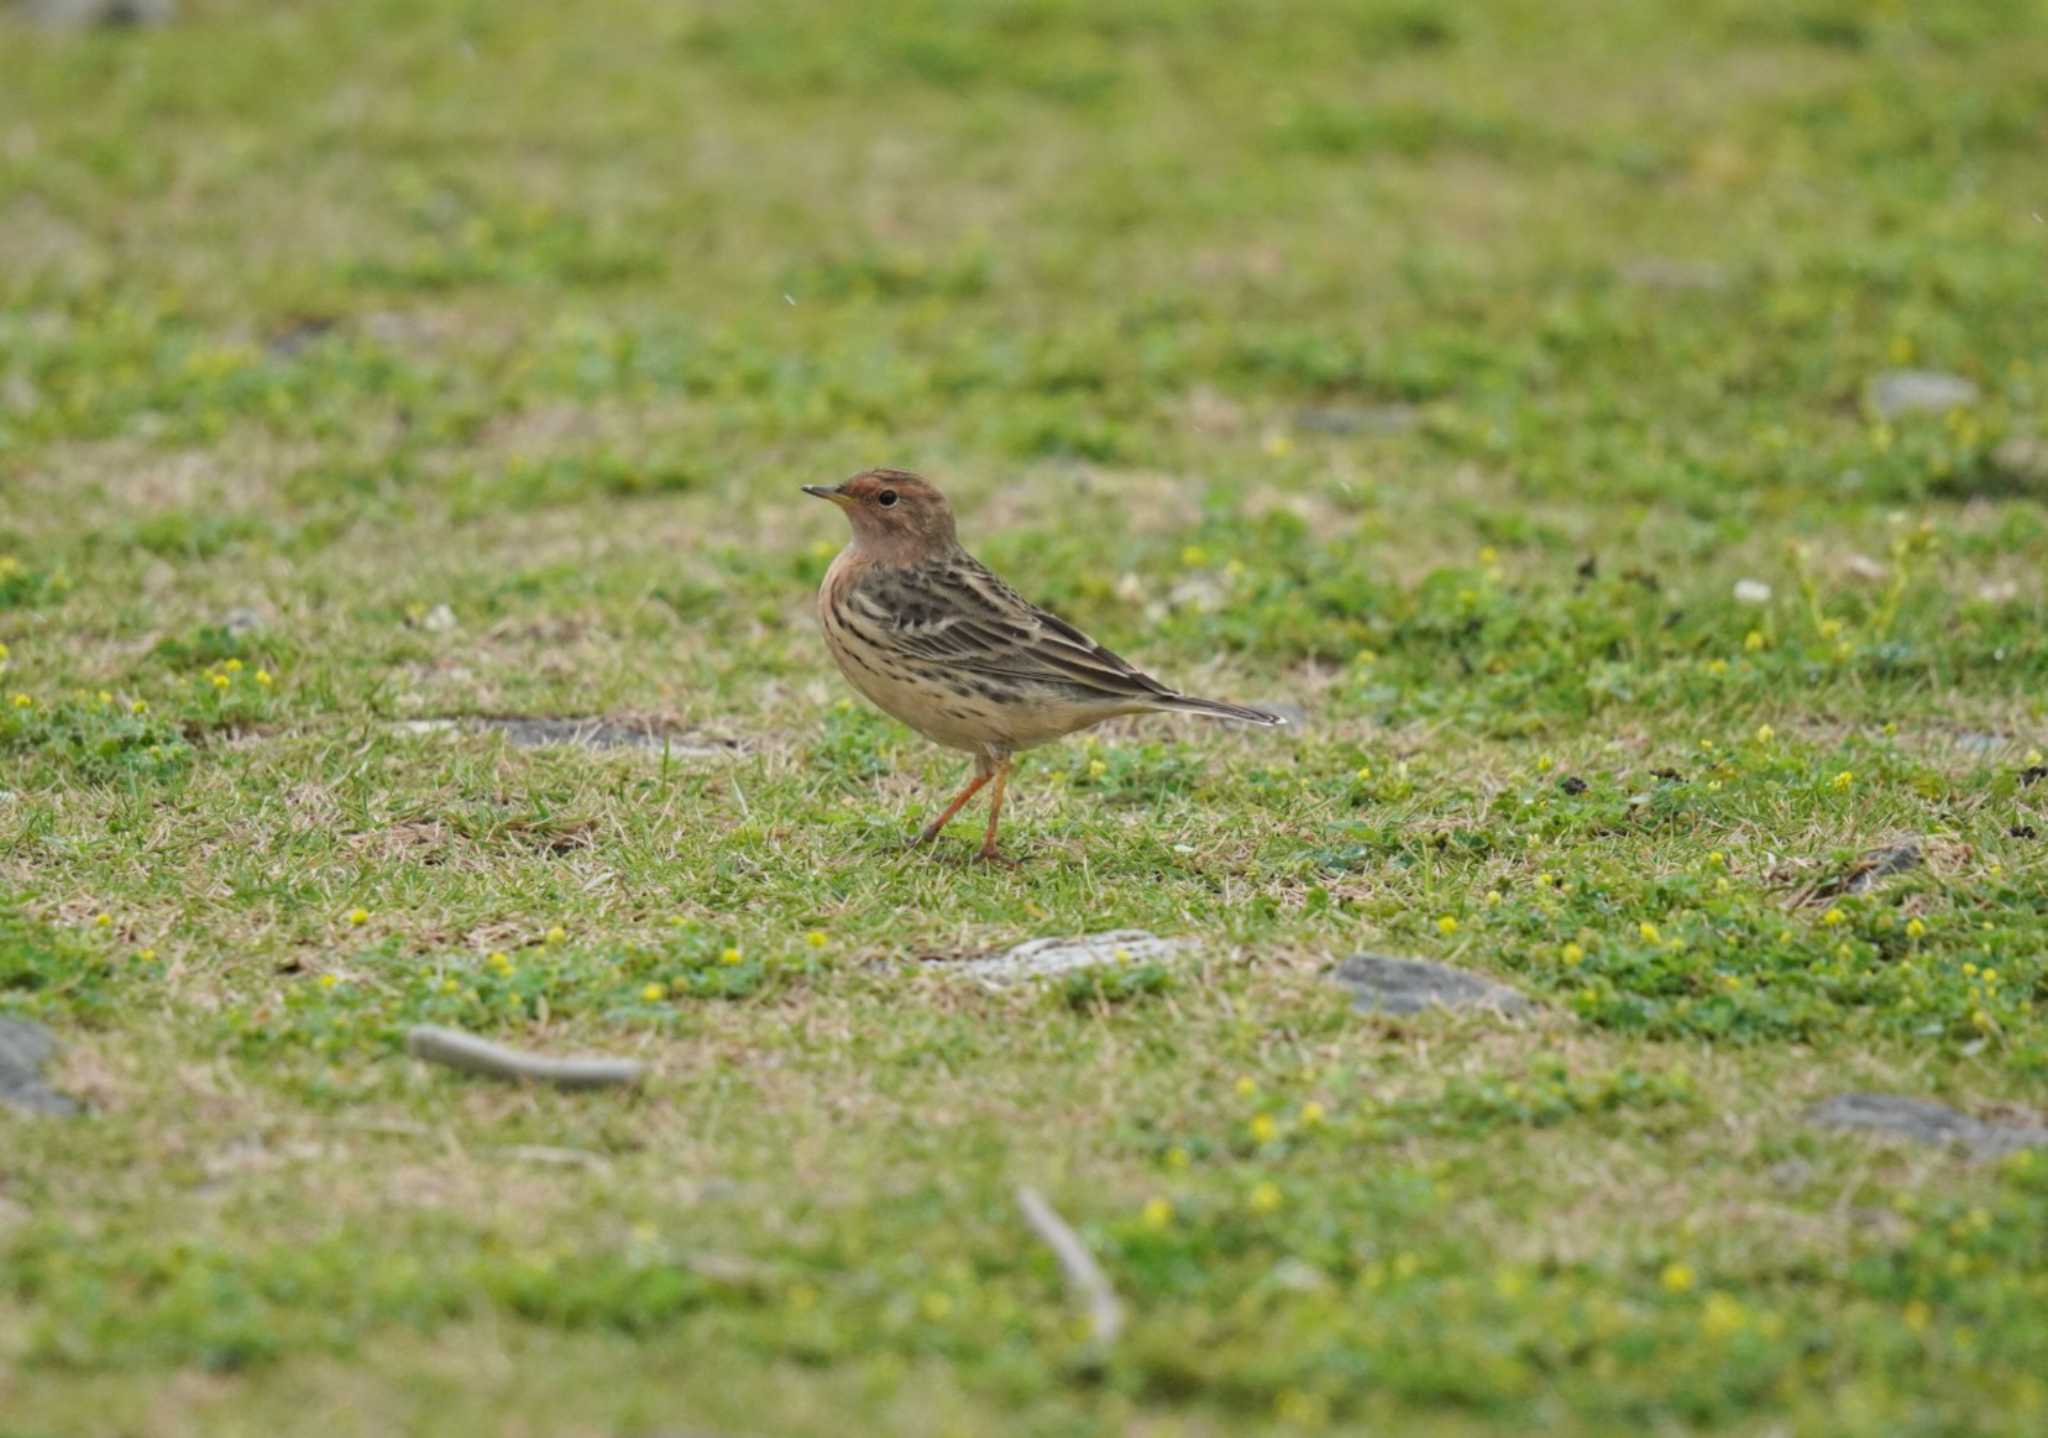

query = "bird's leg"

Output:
[[977, 757, 1012, 862], [913, 765, 992, 846]]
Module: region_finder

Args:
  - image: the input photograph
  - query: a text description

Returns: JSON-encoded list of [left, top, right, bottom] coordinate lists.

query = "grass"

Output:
[[3, 0, 2047, 1433]]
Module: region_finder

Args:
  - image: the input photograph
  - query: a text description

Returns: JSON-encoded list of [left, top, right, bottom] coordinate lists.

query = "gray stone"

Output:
[[1869, 369, 1979, 420], [1989, 436, 2048, 491], [219, 607, 264, 636], [20, 0, 174, 26], [1618, 258, 1730, 292], [950, 929, 1191, 985], [1332, 954, 1533, 1017], [394, 716, 740, 758], [0, 1016, 82, 1116], [1807, 1093, 2048, 1160], [1843, 841, 1923, 894]]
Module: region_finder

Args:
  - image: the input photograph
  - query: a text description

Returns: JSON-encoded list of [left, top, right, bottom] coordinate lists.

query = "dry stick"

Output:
[[1015, 1185, 1125, 1346], [405, 1025, 644, 1090]]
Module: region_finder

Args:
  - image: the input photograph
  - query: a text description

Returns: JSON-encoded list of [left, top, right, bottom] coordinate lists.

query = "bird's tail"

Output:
[[1155, 693, 1287, 726]]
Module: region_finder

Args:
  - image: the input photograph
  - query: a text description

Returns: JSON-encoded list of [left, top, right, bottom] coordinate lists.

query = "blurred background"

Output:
[[2, 0, 2045, 702]]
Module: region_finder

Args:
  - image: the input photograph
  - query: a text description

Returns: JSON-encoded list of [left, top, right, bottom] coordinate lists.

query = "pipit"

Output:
[[804, 469, 1283, 859]]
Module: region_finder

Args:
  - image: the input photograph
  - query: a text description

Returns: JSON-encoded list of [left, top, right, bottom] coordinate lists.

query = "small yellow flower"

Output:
[[1248, 1113, 1278, 1143], [1299, 1101, 1326, 1127], [1661, 1263, 1695, 1294], [439, 977, 461, 995], [1437, 915, 1459, 935], [347, 907, 370, 926], [1744, 630, 1766, 652], [544, 925, 566, 944], [1248, 1181, 1283, 1214], [1180, 545, 1210, 567], [1234, 1075, 1258, 1098], [130, 699, 148, 714], [98, 690, 114, 706], [10, 693, 30, 709], [1354, 649, 1377, 666], [255, 669, 272, 686], [1755, 724, 1774, 744], [1822, 908, 1846, 927], [641, 982, 667, 1002], [1536, 755, 1554, 772], [1354, 764, 1373, 781], [136, 948, 156, 962], [1087, 759, 1107, 779], [1261, 432, 1292, 458], [224, 658, 244, 672], [1166, 1145, 1191, 1169], [93, 913, 112, 928], [1832, 770, 1854, 790], [0, 642, 8, 661], [317, 973, 341, 990], [720, 946, 743, 966], [1818, 618, 1843, 641], [210, 673, 231, 689], [1704, 658, 1728, 676], [1561, 943, 1584, 966], [1478, 546, 1499, 565], [488, 951, 513, 972], [1140, 1197, 1173, 1231], [1638, 922, 1661, 943], [2025, 748, 2044, 767], [1485, 890, 1502, 906], [805, 929, 827, 948], [1906, 918, 1926, 938], [1701, 1292, 1747, 1337]]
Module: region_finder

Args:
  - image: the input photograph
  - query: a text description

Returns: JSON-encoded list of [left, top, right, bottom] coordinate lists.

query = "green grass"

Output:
[[3, 0, 2047, 1433]]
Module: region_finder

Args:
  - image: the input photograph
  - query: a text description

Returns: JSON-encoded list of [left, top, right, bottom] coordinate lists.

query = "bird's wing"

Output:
[[852, 554, 1177, 706]]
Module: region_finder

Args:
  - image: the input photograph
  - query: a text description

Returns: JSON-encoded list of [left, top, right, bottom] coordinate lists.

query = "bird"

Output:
[[803, 469, 1284, 860]]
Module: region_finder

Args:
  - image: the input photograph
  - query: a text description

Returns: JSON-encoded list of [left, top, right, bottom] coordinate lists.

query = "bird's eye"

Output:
[[877, 489, 898, 507]]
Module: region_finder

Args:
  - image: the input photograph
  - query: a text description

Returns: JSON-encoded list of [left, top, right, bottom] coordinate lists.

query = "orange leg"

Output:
[[977, 760, 1012, 861], [915, 770, 991, 845]]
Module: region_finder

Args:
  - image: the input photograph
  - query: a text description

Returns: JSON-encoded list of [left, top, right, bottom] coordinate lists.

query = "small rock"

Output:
[[1618, 258, 1729, 292], [1807, 1093, 2048, 1160], [1869, 370, 1979, 420], [21, 0, 175, 26], [0, 1016, 82, 1116], [1732, 579, 1772, 604], [1989, 436, 2048, 491], [420, 603, 458, 633], [1331, 955, 1533, 1017], [219, 607, 264, 636], [390, 716, 741, 757], [1291, 404, 1421, 437], [1842, 840, 1923, 894], [949, 930, 1191, 985]]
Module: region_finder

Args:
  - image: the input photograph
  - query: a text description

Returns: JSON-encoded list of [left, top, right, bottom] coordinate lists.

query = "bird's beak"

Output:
[[801, 484, 852, 506]]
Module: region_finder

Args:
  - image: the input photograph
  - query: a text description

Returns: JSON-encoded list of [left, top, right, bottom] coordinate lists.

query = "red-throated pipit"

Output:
[[804, 469, 1283, 860]]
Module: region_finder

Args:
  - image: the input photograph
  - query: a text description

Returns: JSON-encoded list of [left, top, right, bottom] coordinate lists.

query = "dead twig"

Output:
[[405, 1025, 644, 1089], [1015, 1185, 1124, 1346]]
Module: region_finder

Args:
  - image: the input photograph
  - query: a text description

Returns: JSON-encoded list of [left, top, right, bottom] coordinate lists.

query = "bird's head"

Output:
[[803, 469, 957, 558]]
